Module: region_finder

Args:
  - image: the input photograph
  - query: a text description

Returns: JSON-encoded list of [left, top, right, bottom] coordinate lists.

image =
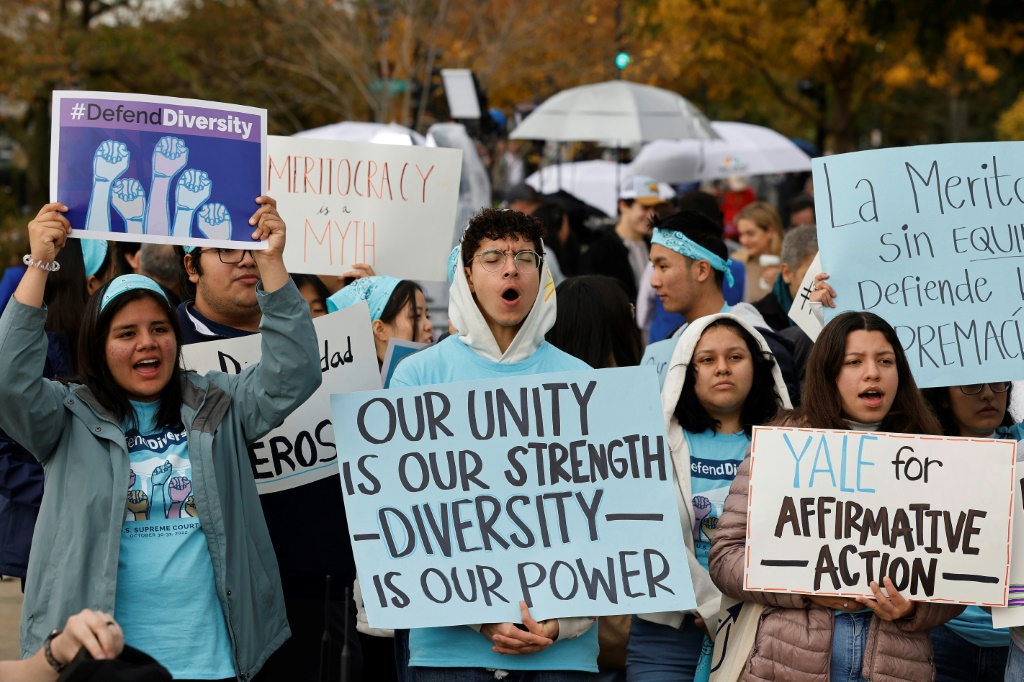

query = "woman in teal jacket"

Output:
[[0, 200, 321, 681]]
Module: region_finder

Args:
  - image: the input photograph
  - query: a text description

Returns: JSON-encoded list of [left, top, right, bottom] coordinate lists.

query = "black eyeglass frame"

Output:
[[197, 248, 255, 265], [959, 382, 1011, 395]]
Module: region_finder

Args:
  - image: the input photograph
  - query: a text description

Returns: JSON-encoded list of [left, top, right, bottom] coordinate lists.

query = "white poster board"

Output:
[[993, 444, 1024, 627], [181, 303, 381, 494], [745, 426, 1015, 605], [787, 253, 823, 342], [268, 135, 462, 280]]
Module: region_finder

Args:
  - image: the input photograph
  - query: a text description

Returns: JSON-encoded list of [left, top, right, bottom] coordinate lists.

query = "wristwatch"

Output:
[[43, 629, 66, 672]]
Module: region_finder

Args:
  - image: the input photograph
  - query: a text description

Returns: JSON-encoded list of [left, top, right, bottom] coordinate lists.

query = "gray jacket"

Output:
[[0, 282, 321, 680]]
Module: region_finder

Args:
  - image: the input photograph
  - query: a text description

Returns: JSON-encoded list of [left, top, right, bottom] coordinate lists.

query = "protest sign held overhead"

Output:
[[813, 142, 1024, 387], [268, 135, 462, 281], [181, 303, 380, 495], [744, 426, 1015, 605], [51, 91, 267, 249], [331, 366, 696, 629]]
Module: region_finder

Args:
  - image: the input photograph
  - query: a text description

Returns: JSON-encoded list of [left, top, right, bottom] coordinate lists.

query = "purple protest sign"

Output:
[[51, 91, 268, 249]]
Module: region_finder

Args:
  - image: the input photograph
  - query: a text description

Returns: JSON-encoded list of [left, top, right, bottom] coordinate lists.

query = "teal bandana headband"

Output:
[[326, 275, 402, 321], [447, 246, 461, 283], [652, 228, 735, 288], [82, 239, 109, 279], [100, 274, 171, 313]]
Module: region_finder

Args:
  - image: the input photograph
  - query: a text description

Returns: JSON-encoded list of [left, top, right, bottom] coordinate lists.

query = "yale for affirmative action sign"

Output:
[[330, 367, 696, 629], [745, 426, 1015, 605]]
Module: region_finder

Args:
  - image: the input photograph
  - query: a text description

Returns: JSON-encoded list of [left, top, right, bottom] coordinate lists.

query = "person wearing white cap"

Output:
[[581, 175, 668, 304]]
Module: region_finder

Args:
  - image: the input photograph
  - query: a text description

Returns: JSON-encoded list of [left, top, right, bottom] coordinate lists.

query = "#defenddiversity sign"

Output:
[[745, 426, 1015, 606], [330, 367, 697, 629], [52, 91, 267, 249]]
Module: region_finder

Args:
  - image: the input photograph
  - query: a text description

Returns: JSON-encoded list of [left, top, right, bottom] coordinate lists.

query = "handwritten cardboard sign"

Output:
[[330, 367, 696, 628], [268, 135, 462, 281], [639, 338, 676, 391], [181, 303, 381, 494], [745, 426, 1015, 605], [380, 338, 429, 388], [51, 91, 267, 249], [787, 253, 823, 342], [812, 142, 1024, 387]]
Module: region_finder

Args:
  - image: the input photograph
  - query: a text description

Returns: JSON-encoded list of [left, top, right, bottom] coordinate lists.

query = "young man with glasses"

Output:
[[178, 245, 262, 342], [173, 202, 362, 682], [390, 208, 598, 681]]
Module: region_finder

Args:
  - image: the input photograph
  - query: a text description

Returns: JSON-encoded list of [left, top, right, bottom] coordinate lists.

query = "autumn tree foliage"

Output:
[[0, 0, 1022, 215]]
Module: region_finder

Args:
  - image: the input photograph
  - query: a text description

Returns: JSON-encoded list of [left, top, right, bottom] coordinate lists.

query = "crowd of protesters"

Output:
[[0, 162, 1018, 682]]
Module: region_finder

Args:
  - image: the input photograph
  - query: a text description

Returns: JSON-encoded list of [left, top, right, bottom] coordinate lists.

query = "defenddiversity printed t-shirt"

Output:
[[114, 400, 235, 679]]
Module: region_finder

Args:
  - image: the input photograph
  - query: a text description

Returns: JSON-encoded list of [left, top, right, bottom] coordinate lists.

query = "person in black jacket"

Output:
[[751, 224, 818, 390], [582, 176, 668, 303]]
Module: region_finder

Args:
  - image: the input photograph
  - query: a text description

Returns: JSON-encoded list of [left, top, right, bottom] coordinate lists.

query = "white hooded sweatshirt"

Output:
[[637, 313, 792, 633]]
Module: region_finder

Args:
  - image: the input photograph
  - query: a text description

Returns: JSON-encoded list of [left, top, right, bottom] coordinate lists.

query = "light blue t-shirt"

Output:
[[115, 400, 235, 680], [684, 429, 749, 571], [392, 336, 600, 672]]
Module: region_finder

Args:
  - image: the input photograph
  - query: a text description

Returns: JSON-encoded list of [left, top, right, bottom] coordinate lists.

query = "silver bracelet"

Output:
[[22, 254, 60, 272]]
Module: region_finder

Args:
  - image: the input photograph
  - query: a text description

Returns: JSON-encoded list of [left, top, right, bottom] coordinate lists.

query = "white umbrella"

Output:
[[631, 121, 812, 183], [525, 160, 675, 217], [293, 121, 426, 146], [509, 81, 718, 146]]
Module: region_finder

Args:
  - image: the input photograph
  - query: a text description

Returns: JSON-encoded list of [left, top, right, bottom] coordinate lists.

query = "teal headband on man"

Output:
[[651, 228, 735, 288], [100, 274, 171, 313]]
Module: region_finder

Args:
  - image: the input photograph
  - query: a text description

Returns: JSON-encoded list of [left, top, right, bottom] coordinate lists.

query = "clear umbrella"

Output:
[[631, 121, 812, 184], [509, 81, 718, 146]]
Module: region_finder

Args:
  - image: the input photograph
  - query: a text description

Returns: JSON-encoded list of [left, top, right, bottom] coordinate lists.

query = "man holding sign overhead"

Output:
[[389, 208, 598, 679]]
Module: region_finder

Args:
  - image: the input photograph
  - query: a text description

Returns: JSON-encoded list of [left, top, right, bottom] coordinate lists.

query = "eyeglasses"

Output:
[[959, 382, 1011, 395], [198, 248, 254, 264], [473, 249, 542, 273]]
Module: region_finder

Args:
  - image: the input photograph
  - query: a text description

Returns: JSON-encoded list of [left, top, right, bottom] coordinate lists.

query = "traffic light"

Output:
[[615, 51, 631, 70]]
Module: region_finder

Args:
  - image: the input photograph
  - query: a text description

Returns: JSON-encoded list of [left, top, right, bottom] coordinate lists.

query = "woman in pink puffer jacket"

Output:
[[709, 311, 964, 681]]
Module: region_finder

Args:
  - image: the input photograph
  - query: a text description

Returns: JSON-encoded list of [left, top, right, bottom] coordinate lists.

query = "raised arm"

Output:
[[0, 205, 74, 460], [225, 197, 321, 441]]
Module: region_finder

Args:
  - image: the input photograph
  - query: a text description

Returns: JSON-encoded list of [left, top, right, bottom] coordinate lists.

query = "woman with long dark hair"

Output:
[[920, 381, 1016, 681], [546, 275, 641, 369], [709, 311, 962, 681], [0, 200, 321, 681], [628, 314, 789, 680]]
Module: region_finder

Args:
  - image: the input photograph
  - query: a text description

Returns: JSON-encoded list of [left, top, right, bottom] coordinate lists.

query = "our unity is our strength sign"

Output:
[[331, 367, 697, 629]]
